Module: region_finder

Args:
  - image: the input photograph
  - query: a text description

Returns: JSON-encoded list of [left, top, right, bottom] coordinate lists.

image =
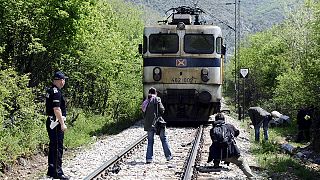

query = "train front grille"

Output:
[[165, 89, 196, 104]]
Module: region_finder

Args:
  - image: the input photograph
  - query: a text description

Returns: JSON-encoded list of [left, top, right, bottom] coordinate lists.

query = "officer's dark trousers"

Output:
[[297, 125, 311, 142], [46, 118, 64, 177]]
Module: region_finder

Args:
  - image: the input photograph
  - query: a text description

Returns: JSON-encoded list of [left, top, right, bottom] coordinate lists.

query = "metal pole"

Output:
[[234, 0, 237, 111], [243, 78, 245, 121], [237, 0, 241, 120]]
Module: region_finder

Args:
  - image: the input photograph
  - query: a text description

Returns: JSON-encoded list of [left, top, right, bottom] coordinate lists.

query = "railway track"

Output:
[[182, 125, 204, 180], [40, 113, 263, 179], [84, 134, 148, 179], [70, 113, 261, 179], [84, 126, 207, 180]]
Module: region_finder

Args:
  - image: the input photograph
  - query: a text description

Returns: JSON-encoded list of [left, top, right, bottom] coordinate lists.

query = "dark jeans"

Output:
[[146, 128, 172, 161], [46, 118, 64, 177], [254, 116, 269, 142]]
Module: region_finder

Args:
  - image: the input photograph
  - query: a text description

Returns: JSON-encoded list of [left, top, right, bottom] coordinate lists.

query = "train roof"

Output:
[[145, 24, 221, 29], [144, 25, 222, 35], [143, 6, 223, 36]]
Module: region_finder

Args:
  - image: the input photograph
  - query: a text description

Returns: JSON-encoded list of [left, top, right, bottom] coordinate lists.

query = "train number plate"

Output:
[[162, 68, 201, 84], [171, 77, 197, 83]]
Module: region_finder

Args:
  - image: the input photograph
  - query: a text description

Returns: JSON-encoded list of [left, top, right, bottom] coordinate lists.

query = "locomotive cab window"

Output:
[[184, 34, 214, 54], [216, 37, 223, 54], [149, 34, 179, 53], [143, 35, 147, 54]]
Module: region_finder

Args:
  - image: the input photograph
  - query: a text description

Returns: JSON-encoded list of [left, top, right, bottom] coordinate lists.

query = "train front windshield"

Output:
[[184, 34, 214, 54], [149, 34, 179, 53], [147, 34, 216, 54]]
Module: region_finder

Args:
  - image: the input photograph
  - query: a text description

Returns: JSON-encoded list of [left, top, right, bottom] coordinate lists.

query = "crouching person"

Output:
[[207, 113, 254, 178]]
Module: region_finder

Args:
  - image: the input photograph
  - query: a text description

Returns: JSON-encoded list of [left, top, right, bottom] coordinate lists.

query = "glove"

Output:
[[304, 115, 310, 120], [50, 120, 59, 129]]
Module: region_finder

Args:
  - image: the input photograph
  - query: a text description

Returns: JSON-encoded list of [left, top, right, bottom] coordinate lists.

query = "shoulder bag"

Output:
[[152, 98, 166, 135]]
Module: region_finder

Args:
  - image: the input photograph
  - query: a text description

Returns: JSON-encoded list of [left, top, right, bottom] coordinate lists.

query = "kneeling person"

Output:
[[207, 113, 253, 178]]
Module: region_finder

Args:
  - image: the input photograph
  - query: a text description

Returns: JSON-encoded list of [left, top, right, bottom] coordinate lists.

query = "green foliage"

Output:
[[0, 69, 37, 127], [0, 0, 144, 170], [0, 0, 84, 86], [64, 0, 143, 120], [256, 153, 320, 180], [225, 26, 291, 107], [63, 108, 138, 148], [0, 68, 46, 165], [250, 126, 320, 179], [63, 109, 107, 148], [304, 1, 320, 108], [225, 2, 320, 115], [252, 140, 280, 154], [273, 67, 310, 116]]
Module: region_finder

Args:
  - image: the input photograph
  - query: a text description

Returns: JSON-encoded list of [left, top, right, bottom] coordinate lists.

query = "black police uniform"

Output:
[[45, 84, 67, 178], [297, 108, 312, 142]]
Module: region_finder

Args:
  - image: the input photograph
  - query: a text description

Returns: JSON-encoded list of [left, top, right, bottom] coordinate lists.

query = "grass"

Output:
[[224, 95, 320, 179], [246, 119, 320, 179], [63, 108, 140, 148], [0, 107, 141, 172]]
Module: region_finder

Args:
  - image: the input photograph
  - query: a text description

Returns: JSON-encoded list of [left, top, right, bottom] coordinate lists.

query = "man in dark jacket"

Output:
[[207, 113, 253, 178], [248, 107, 272, 142], [141, 87, 172, 164]]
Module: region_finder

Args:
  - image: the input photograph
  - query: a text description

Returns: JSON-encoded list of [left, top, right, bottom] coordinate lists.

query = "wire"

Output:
[[200, 7, 235, 31]]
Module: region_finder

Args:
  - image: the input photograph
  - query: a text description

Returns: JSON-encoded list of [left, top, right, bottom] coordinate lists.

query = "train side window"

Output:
[[149, 34, 179, 53], [216, 37, 223, 54], [143, 35, 147, 53], [184, 34, 214, 54]]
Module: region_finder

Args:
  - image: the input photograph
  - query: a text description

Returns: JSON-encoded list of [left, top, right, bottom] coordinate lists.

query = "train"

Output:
[[139, 6, 226, 123]]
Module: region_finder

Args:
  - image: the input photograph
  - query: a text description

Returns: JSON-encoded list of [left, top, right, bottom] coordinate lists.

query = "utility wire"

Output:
[[201, 8, 235, 31]]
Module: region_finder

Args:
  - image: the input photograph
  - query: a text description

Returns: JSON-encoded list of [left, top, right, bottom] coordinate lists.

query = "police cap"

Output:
[[53, 71, 68, 80]]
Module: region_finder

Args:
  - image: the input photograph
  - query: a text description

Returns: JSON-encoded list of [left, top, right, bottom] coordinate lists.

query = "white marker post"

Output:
[[240, 68, 249, 120], [240, 68, 249, 79]]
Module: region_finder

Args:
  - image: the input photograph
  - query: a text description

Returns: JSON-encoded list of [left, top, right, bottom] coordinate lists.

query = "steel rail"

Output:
[[84, 133, 148, 180], [182, 125, 204, 180]]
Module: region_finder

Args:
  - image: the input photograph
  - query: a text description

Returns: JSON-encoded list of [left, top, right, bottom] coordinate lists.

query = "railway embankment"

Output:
[[2, 101, 320, 180]]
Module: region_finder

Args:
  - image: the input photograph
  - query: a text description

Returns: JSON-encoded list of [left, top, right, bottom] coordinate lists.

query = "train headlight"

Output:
[[153, 67, 162, 81], [177, 22, 185, 30], [201, 68, 209, 82]]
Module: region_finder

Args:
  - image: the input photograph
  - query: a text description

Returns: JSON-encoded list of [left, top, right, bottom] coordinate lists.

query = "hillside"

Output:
[[126, 0, 304, 54]]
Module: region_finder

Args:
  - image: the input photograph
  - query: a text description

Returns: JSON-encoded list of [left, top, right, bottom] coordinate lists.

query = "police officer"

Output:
[[45, 71, 69, 179], [296, 106, 313, 142]]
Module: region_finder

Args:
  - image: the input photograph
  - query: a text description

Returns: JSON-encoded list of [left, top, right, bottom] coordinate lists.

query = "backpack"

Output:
[[212, 124, 233, 147]]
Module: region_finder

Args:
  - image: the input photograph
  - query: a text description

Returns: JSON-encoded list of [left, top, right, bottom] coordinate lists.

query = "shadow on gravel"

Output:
[[196, 165, 230, 173]]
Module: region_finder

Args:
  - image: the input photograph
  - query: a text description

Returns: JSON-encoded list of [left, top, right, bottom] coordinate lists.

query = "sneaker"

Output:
[[166, 156, 173, 161], [146, 159, 153, 164]]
